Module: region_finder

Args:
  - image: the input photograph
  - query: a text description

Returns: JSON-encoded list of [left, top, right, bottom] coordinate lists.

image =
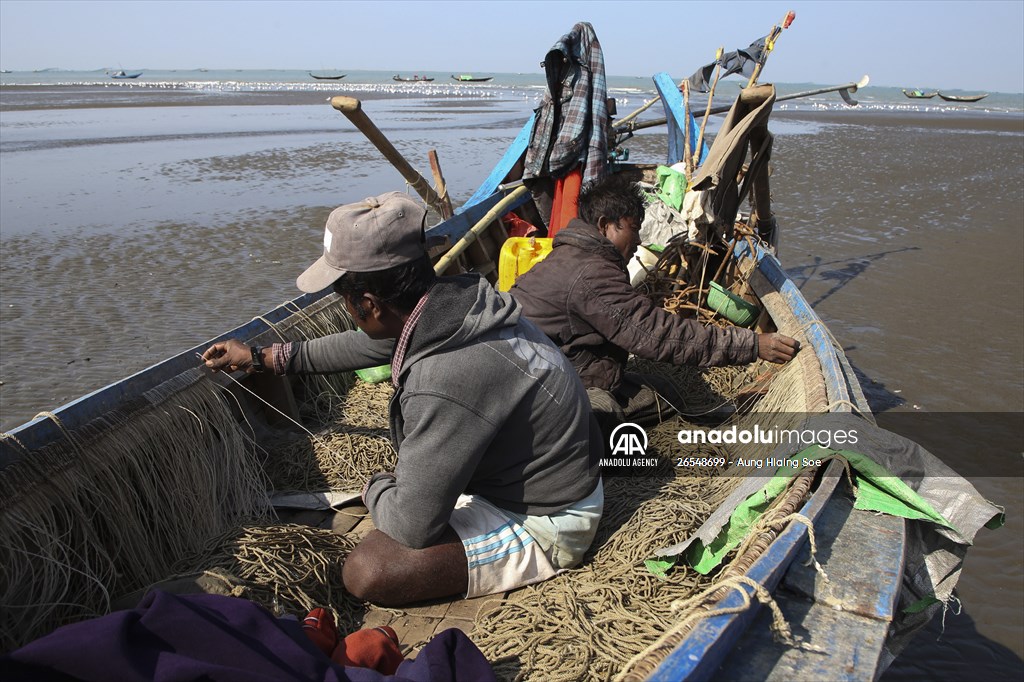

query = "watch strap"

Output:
[[250, 346, 266, 373]]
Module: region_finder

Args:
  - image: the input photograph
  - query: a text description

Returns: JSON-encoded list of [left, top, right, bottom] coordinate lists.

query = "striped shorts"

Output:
[[447, 481, 604, 598]]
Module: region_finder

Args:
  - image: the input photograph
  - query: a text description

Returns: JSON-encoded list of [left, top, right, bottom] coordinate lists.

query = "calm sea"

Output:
[[1, 69, 1022, 679], [2, 67, 1023, 113]]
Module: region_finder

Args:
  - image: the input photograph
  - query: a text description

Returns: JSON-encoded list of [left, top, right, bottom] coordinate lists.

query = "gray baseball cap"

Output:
[[296, 192, 428, 293]]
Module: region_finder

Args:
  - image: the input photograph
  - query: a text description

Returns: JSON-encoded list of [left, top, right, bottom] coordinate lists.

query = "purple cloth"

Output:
[[1, 590, 495, 682]]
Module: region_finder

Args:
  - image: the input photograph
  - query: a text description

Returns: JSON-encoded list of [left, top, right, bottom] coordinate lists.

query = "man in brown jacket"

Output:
[[509, 175, 799, 436]]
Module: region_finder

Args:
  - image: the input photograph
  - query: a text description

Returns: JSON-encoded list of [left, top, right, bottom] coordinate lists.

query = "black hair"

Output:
[[576, 175, 646, 226], [332, 255, 436, 319]]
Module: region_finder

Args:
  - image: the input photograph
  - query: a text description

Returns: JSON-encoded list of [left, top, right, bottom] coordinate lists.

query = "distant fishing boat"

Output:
[[937, 92, 988, 102], [110, 70, 142, 79], [451, 74, 493, 82], [309, 72, 346, 80], [393, 74, 434, 82], [901, 89, 936, 99]]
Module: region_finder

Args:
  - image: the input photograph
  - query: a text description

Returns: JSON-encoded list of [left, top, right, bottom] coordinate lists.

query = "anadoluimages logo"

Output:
[[609, 422, 647, 456], [602, 422, 651, 464]]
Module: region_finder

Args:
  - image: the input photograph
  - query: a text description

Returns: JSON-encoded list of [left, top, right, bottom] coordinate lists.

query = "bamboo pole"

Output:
[[694, 47, 724, 169], [747, 10, 796, 88], [330, 96, 447, 215], [617, 76, 868, 134], [615, 95, 662, 128], [682, 82, 692, 176], [612, 75, 690, 131], [433, 186, 529, 275]]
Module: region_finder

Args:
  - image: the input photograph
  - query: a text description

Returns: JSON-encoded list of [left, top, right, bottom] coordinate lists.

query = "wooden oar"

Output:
[[618, 76, 869, 135], [330, 96, 447, 215], [433, 186, 529, 275], [427, 150, 454, 220]]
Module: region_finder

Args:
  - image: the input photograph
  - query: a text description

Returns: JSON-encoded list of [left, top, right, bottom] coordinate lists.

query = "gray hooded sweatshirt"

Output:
[[286, 274, 601, 549]]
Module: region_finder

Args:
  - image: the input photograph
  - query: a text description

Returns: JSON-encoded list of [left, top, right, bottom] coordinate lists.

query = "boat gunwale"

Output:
[[0, 289, 335, 462], [644, 240, 896, 680]]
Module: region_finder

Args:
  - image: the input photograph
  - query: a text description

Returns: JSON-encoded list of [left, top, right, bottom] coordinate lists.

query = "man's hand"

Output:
[[201, 338, 253, 373], [757, 333, 800, 364]]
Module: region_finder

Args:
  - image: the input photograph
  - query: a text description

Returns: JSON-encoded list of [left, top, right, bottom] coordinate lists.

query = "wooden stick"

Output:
[[433, 186, 529, 275], [682, 82, 692, 176], [614, 95, 662, 128], [694, 47, 724, 169], [427, 150, 454, 220], [747, 10, 795, 88], [617, 76, 867, 134], [711, 237, 738, 283], [330, 96, 447, 215], [613, 77, 689, 131]]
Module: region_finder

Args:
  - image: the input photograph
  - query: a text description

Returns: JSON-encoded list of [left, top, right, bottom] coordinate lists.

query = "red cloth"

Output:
[[502, 212, 540, 238], [303, 608, 404, 675], [548, 166, 583, 238], [302, 607, 338, 657], [335, 627, 404, 675]]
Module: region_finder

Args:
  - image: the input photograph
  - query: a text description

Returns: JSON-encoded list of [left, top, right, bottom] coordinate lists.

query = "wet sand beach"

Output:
[[1, 80, 1021, 678]]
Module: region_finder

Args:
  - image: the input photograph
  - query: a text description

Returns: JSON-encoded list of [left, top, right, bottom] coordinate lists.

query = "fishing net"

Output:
[[467, 353, 819, 681], [0, 376, 269, 652], [0, 295, 355, 653], [0, 265, 825, 678], [262, 380, 395, 493], [173, 340, 817, 681], [172, 523, 366, 636]]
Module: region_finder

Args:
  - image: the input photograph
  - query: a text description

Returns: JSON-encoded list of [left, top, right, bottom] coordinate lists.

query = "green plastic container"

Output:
[[354, 364, 392, 383], [707, 281, 760, 328]]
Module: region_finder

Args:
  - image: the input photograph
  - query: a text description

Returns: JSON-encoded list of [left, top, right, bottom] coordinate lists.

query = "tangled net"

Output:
[[174, 523, 365, 635], [2, 262, 822, 677]]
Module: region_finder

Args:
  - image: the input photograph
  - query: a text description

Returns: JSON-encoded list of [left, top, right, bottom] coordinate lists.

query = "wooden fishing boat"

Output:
[[309, 72, 346, 80], [110, 70, 142, 79], [901, 88, 936, 99], [937, 92, 988, 102], [393, 74, 435, 82], [0, 95, 899, 681], [1, 23, 993, 682], [451, 74, 493, 82]]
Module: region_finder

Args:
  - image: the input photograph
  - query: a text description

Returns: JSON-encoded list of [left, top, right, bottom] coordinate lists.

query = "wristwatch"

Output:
[[250, 346, 266, 373]]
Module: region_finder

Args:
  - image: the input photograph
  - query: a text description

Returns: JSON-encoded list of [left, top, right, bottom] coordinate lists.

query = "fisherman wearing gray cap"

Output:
[[203, 192, 602, 606]]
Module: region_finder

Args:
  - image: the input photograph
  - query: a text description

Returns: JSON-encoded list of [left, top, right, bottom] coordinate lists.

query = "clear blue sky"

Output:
[[1, 0, 1022, 92]]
